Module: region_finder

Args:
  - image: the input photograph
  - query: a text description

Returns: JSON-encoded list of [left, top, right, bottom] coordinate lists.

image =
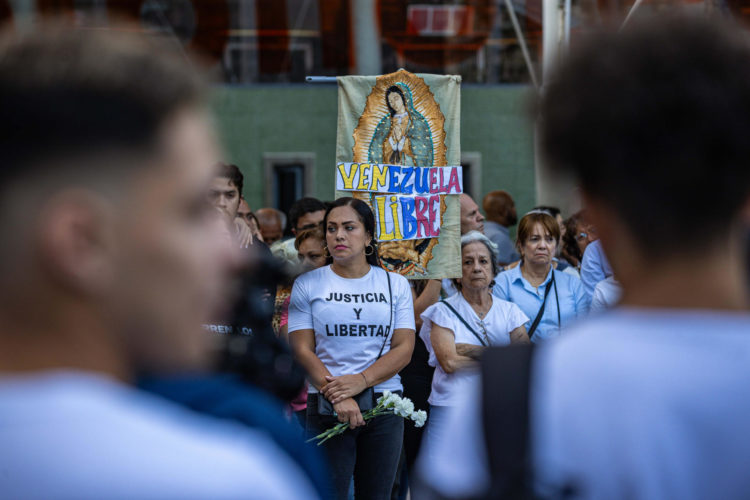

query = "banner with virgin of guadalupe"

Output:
[[335, 69, 462, 279]]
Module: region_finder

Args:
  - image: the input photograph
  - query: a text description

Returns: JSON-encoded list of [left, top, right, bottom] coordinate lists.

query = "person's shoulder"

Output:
[[494, 265, 519, 285], [0, 373, 316, 498], [296, 265, 330, 285], [539, 309, 750, 407], [444, 290, 466, 307], [581, 239, 603, 261], [491, 294, 522, 314], [547, 308, 750, 363], [422, 294, 457, 319], [553, 268, 581, 286], [422, 298, 446, 318], [384, 268, 410, 288], [484, 221, 500, 235]]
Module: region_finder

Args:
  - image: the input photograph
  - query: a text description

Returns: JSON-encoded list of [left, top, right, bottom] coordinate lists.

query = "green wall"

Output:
[[212, 84, 536, 217]]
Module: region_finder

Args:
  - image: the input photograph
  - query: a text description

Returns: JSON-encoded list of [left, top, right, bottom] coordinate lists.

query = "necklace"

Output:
[[471, 300, 491, 319]]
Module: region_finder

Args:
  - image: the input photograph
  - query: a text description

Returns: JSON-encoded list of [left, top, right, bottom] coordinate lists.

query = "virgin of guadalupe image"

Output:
[[368, 83, 433, 167], [352, 73, 448, 277]]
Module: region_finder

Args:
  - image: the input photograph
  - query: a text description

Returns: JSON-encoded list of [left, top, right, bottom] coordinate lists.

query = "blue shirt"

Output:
[[484, 221, 520, 265], [580, 239, 613, 298], [417, 309, 750, 500], [493, 265, 589, 342]]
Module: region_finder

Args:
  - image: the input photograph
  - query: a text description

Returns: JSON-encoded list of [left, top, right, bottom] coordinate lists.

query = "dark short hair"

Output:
[[540, 15, 750, 257], [214, 163, 244, 198], [323, 197, 380, 267], [516, 212, 561, 253], [289, 197, 326, 231], [0, 23, 204, 189]]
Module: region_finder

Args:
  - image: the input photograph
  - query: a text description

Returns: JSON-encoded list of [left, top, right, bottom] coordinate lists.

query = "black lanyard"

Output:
[[527, 270, 561, 341], [440, 299, 490, 347]]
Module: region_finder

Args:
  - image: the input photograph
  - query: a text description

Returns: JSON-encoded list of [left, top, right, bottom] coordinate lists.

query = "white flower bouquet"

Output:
[[307, 390, 428, 446]]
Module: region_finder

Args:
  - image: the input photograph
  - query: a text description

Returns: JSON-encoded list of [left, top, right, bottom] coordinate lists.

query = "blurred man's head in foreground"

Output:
[[0, 23, 239, 376], [540, 14, 750, 304]]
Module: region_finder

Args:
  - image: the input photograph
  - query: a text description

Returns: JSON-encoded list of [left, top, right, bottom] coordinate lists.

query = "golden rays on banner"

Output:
[[350, 70, 450, 277], [336, 70, 461, 279]]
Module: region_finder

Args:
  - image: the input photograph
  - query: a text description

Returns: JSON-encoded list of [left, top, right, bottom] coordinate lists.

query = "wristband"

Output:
[[360, 372, 369, 387]]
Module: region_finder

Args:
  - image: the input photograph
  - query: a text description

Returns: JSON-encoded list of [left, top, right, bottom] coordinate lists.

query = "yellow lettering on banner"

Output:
[[371, 164, 388, 191], [375, 196, 394, 240], [338, 163, 358, 190], [389, 196, 403, 239], [357, 163, 371, 190]]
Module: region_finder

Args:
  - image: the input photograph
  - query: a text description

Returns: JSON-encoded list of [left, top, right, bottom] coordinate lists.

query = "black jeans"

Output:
[[306, 393, 404, 500]]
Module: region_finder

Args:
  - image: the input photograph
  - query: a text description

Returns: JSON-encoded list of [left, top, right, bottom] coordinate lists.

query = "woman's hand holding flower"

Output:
[[332, 398, 365, 429]]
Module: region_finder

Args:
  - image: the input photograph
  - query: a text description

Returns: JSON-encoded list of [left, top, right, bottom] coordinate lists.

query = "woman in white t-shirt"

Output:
[[419, 231, 529, 452], [288, 197, 415, 500]]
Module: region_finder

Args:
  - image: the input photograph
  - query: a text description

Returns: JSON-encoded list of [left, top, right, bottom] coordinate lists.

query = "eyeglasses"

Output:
[[575, 232, 588, 242]]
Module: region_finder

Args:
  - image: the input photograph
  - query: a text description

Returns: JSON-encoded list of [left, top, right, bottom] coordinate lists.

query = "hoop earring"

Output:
[[365, 244, 374, 256], [323, 246, 331, 258]]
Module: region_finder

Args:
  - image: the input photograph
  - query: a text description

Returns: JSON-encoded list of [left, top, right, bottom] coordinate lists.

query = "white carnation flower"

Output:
[[402, 398, 415, 415], [384, 392, 401, 408], [377, 390, 392, 406], [393, 398, 415, 418], [411, 410, 427, 428]]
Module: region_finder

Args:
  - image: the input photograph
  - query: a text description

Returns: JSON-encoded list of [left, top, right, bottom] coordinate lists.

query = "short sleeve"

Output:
[[422, 302, 458, 334], [580, 242, 606, 298], [492, 273, 511, 301], [506, 302, 530, 331], [287, 277, 312, 333], [570, 275, 591, 315], [419, 302, 458, 367], [391, 273, 416, 331], [590, 285, 606, 313]]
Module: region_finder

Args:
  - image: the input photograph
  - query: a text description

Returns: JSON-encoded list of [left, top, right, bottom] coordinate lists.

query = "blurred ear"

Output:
[[36, 190, 115, 295]]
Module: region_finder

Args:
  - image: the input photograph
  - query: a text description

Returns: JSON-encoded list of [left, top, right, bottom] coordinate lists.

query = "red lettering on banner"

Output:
[[415, 196, 430, 238], [447, 168, 461, 194], [428, 195, 441, 237]]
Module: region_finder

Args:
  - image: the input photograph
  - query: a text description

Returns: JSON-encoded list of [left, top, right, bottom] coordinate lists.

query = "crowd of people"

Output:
[[2, 12, 750, 500], [201, 155, 628, 499]]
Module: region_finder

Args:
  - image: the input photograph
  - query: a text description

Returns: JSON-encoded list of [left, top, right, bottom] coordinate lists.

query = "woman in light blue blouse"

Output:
[[493, 211, 589, 342]]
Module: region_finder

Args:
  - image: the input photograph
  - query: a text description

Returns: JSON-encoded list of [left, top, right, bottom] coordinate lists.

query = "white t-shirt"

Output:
[[419, 292, 528, 406], [0, 371, 317, 499], [441, 278, 459, 297], [288, 265, 415, 393], [590, 276, 622, 313], [418, 309, 750, 499]]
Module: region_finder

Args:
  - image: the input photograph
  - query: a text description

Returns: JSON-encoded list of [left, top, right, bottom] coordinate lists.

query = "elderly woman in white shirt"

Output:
[[419, 231, 529, 451]]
